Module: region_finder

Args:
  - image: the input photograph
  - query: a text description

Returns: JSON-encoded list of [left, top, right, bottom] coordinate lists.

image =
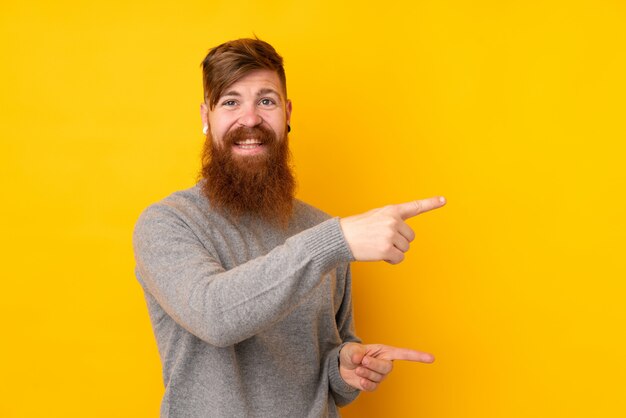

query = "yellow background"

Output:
[[1, 1, 625, 417]]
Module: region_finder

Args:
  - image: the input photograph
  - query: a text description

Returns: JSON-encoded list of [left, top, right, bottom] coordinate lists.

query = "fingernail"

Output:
[[362, 357, 369, 366], [439, 196, 446, 204]]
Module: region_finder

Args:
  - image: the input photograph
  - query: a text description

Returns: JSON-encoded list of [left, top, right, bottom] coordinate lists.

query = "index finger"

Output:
[[384, 347, 435, 363], [395, 196, 446, 220]]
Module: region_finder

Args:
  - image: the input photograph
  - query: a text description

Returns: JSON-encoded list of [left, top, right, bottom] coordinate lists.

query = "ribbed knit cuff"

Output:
[[302, 218, 354, 273], [328, 343, 360, 406]]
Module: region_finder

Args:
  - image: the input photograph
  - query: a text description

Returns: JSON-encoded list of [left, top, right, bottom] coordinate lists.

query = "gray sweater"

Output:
[[133, 184, 361, 417]]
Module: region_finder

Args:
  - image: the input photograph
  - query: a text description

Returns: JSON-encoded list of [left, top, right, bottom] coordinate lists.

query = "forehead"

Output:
[[221, 69, 284, 97]]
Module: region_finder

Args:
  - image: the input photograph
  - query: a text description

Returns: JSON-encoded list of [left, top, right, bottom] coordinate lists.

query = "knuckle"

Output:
[[363, 380, 376, 392], [382, 243, 395, 254], [383, 217, 396, 228], [385, 205, 402, 218], [385, 362, 394, 374]]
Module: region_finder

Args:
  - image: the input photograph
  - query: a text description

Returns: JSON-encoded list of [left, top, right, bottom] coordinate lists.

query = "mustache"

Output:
[[200, 122, 295, 227], [223, 125, 276, 146]]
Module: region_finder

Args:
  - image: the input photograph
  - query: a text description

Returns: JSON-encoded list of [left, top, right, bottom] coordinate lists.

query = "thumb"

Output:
[[341, 343, 366, 369]]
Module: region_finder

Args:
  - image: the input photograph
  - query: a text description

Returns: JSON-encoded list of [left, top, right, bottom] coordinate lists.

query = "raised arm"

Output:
[[133, 204, 352, 347], [133, 196, 445, 348]]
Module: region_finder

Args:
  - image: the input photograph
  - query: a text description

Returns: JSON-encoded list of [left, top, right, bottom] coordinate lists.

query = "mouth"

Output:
[[231, 138, 267, 156], [234, 138, 264, 149]]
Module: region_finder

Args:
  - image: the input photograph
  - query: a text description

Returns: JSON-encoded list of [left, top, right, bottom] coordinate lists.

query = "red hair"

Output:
[[201, 38, 287, 109]]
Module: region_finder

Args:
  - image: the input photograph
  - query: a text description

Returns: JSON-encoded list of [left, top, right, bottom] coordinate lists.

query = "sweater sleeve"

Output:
[[133, 204, 353, 348], [327, 265, 361, 406]]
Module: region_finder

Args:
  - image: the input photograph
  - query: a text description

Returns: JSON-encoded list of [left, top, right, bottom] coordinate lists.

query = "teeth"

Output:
[[235, 138, 263, 150], [236, 139, 261, 145]]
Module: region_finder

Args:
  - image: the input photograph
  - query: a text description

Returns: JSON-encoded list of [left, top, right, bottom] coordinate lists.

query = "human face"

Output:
[[200, 69, 292, 158]]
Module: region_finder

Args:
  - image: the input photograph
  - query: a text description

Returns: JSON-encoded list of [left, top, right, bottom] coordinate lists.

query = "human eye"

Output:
[[221, 99, 237, 107], [259, 98, 276, 106]]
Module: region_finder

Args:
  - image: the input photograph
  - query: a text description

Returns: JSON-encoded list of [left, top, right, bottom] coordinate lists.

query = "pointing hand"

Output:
[[340, 197, 446, 264], [339, 343, 435, 391]]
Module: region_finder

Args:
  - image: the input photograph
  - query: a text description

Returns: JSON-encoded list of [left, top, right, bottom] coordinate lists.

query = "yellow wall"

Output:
[[1, 1, 625, 417]]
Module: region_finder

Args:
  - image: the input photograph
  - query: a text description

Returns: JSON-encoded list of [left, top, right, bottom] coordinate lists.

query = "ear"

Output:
[[200, 103, 209, 130], [286, 99, 292, 125]]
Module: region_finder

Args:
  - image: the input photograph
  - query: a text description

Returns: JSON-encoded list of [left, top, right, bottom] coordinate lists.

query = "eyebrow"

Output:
[[222, 90, 241, 97], [221, 88, 281, 98], [257, 88, 280, 98]]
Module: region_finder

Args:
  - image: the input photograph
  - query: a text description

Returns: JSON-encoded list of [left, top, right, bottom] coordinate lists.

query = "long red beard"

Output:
[[200, 125, 296, 227]]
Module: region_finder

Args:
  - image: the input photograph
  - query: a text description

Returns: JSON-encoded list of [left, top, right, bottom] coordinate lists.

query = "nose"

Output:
[[238, 104, 263, 127]]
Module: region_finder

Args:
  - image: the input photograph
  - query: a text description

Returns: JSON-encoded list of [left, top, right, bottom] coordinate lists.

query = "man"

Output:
[[133, 38, 445, 417]]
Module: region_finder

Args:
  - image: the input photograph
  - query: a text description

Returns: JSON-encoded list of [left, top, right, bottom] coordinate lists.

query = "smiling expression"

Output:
[[201, 69, 292, 158]]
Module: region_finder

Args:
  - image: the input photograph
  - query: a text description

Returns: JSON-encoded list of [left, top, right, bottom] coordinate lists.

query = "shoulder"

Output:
[[293, 199, 331, 221], [288, 199, 334, 232], [134, 184, 209, 237], [160, 183, 207, 212]]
